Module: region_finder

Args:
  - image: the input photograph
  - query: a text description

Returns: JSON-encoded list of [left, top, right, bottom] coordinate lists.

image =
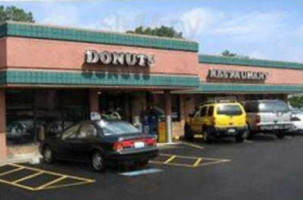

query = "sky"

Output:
[[1, 0, 303, 63]]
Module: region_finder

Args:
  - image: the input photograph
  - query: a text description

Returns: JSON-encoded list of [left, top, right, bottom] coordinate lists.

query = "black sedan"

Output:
[[40, 119, 159, 172]]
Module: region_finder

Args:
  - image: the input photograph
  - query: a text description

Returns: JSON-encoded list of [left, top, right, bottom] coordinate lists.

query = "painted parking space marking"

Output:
[[0, 163, 95, 191], [119, 168, 163, 177], [180, 142, 204, 150], [164, 155, 176, 164], [151, 153, 231, 168]]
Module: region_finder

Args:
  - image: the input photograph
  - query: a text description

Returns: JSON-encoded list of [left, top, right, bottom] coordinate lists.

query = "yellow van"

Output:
[[184, 99, 247, 143]]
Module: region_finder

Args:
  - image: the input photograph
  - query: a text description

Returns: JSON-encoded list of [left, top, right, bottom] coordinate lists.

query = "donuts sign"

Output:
[[85, 50, 155, 67]]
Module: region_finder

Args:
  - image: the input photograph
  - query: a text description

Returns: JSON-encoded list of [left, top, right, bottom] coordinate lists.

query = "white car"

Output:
[[290, 113, 303, 133]]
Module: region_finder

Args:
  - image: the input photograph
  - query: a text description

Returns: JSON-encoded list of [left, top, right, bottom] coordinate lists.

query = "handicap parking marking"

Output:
[[119, 168, 163, 177], [0, 163, 95, 191], [150, 153, 231, 168]]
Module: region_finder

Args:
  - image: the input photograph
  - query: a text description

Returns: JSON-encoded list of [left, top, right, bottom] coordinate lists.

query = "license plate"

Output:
[[228, 129, 236, 133], [274, 125, 280, 129], [134, 142, 145, 149]]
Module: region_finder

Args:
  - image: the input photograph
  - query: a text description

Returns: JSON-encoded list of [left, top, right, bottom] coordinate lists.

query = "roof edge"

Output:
[[199, 54, 303, 70], [0, 21, 199, 52]]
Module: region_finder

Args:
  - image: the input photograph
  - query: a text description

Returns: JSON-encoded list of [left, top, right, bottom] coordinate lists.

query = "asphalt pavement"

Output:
[[1, 134, 303, 200]]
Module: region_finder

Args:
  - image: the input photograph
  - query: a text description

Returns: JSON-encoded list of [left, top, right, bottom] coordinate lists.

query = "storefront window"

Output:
[[6, 90, 35, 145], [171, 95, 181, 121], [154, 94, 181, 122], [6, 89, 89, 145]]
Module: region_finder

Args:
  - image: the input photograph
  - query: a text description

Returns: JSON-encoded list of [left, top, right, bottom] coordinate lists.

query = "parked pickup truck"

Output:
[[243, 100, 293, 139]]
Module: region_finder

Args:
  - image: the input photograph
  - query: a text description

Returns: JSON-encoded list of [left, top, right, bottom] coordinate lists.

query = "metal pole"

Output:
[[164, 90, 172, 143]]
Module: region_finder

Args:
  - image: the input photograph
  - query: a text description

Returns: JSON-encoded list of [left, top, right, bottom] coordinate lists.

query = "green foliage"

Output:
[[222, 50, 237, 57], [222, 49, 250, 59], [0, 6, 35, 23], [289, 96, 303, 108], [126, 26, 183, 39]]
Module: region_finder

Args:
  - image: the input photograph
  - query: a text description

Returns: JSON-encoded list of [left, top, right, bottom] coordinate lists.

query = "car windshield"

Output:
[[259, 101, 289, 112], [97, 121, 140, 136], [217, 104, 243, 116]]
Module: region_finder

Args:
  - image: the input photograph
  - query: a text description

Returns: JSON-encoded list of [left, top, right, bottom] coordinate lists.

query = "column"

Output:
[[0, 89, 7, 162], [89, 89, 100, 113], [164, 90, 172, 143], [283, 94, 289, 102]]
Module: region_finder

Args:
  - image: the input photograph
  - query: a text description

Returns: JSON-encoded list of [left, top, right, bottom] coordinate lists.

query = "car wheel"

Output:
[[203, 127, 212, 144], [246, 125, 254, 140], [235, 134, 244, 143], [184, 125, 194, 141], [138, 160, 149, 168], [276, 132, 285, 139], [91, 151, 106, 172], [43, 146, 54, 164]]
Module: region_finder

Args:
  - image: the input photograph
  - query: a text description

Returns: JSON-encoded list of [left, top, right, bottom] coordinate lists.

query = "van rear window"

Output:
[[217, 105, 243, 116], [259, 101, 289, 113]]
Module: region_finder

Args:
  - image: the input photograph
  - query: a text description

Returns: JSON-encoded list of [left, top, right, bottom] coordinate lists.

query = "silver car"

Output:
[[243, 100, 293, 139]]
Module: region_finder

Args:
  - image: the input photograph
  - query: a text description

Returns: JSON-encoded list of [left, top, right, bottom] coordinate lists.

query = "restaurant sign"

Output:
[[208, 69, 268, 81], [85, 50, 155, 67]]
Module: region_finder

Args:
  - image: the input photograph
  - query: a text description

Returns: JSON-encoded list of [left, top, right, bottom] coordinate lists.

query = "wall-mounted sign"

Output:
[[85, 50, 155, 67], [208, 69, 268, 81]]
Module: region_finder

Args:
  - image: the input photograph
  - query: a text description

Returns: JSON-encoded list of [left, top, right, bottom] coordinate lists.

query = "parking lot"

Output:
[[1, 134, 303, 200]]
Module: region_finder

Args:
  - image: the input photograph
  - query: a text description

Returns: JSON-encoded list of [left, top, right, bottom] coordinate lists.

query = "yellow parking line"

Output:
[[164, 155, 176, 164], [181, 142, 204, 150], [160, 153, 231, 162], [193, 158, 202, 167], [35, 176, 67, 190], [160, 153, 199, 160], [42, 181, 94, 190], [0, 167, 24, 176], [150, 161, 194, 168], [13, 171, 44, 184], [9, 163, 94, 183], [0, 179, 36, 191], [0, 164, 95, 191]]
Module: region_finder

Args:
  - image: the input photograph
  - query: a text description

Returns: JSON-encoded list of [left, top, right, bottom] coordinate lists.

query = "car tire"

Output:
[[138, 160, 149, 168], [246, 125, 254, 140], [276, 132, 285, 139], [203, 127, 213, 144], [43, 146, 54, 164], [184, 125, 194, 141], [91, 150, 106, 172], [235, 134, 244, 143]]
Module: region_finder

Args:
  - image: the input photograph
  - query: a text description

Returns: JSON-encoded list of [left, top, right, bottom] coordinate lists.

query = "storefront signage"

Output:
[[208, 69, 268, 81], [85, 50, 155, 67]]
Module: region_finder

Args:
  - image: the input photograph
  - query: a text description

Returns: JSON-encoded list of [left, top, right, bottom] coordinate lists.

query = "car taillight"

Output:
[[143, 138, 157, 146], [255, 115, 261, 124], [113, 142, 124, 151], [113, 138, 156, 151], [113, 140, 134, 151]]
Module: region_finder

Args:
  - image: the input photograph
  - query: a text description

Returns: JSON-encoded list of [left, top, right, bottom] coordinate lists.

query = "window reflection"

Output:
[[6, 89, 89, 145]]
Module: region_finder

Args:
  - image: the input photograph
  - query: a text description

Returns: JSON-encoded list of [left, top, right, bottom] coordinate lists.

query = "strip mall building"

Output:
[[0, 21, 302, 162]]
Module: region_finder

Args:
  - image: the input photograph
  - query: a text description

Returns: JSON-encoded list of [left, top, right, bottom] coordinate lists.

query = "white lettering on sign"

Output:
[[208, 69, 268, 81], [85, 50, 155, 67]]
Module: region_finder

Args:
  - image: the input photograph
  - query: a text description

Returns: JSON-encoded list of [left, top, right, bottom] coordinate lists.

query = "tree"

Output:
[[0, 6, 35, 23], [126, 26, 183, 39], [222, 50, 237, 57], [222, 50, 250, 59], [289, 96, 303, 108]]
